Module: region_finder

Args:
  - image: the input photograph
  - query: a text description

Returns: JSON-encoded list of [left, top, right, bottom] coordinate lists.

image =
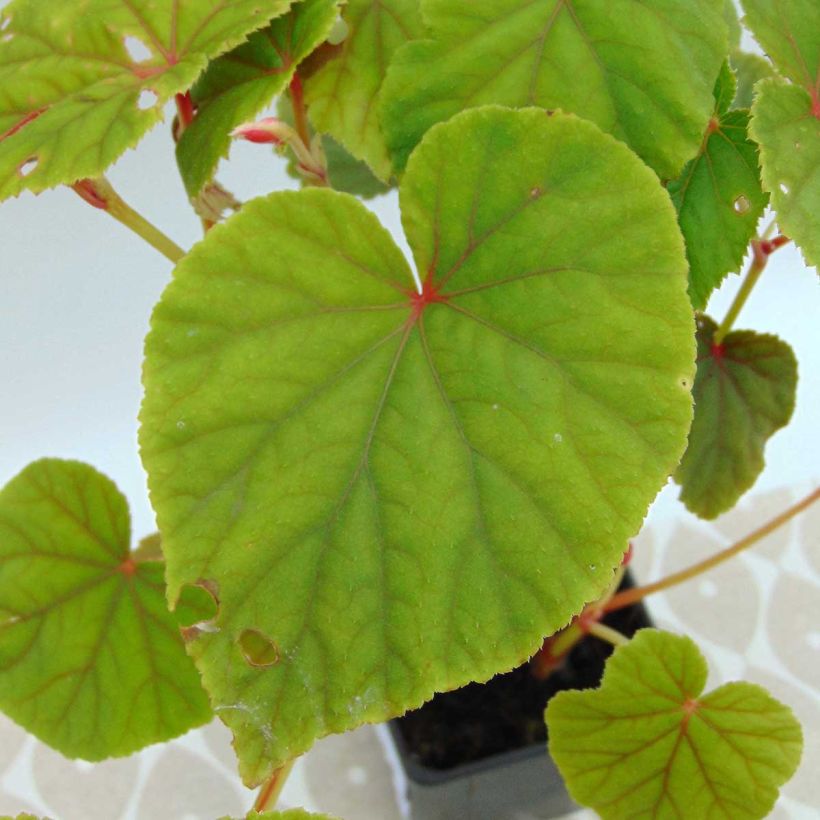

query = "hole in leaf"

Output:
[[238, 629, 280, 668], [530, 186, 543, 198], [137, 89, 158, 110], [18, 157, 38, 177], [0, 16, 10, 31], [732, 195, 750, 214], [175, 579, 220, 640], [124, 35, 152, 62], [779, 182, 790, 195]]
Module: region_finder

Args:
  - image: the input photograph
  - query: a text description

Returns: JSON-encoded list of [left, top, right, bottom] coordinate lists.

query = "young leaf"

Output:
[[742, 0, 820, 267], [302, 0, 424, 180], [0, 0, 295, 200], [730, 51, 774, 109], [277, 96, 390, 198], [0, 460, 211, 760], [140, 107, 695, 785], [546, 630, 803, 820], [675, 316, 797, 520], [176, 0, 341, 198], [380, 0, 728, 178], [668, 66, 768, 309]]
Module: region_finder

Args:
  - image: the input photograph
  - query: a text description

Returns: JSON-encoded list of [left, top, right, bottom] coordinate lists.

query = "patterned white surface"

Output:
[[1, 480, 817, 819]]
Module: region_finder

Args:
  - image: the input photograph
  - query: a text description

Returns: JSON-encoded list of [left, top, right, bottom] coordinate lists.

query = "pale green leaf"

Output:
[[741, 0, 820, 89], [177, 0, 341, 198], [675, 315, 797, 520], [750, 78, 820, 267], [730, 51, 774, 109], [546, 629, 803, 820], [668, 67, 768, 309], [380, 0, 727, 178], [140, 106, 695, 785], [302, 0, 424, 180], [0, 460, 211, 760], [742, 0, 820, 267], [0, 0, 295, 200]]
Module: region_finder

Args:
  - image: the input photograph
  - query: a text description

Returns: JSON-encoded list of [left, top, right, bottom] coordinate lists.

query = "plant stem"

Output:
[[253, 760, 296, 812], [605, 486, 820, 613], [289, 74, 312, 149], [713, 235, 790, 346], [586, 622, 629, 647], [72, 178, 185, 264]]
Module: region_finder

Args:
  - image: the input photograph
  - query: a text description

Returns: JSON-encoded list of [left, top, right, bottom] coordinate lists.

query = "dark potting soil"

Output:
[[394, 577, 650, 771]]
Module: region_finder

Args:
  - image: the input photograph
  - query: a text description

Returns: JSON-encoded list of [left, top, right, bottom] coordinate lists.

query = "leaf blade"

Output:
[[380, 0, 727, 177], [0, 460, 211, 760], [140, 107, 695, 785], [675, 316, 797, 520], [546, 630, 803, 820]]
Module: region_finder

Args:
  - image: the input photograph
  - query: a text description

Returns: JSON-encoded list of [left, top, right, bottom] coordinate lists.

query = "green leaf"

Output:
[[668, 66, 768, 309], [675, 315, 797, 520], [302, 0, 424, 180], [176, 0, 341, 198], [140, 106, 695, 785], [730, 51, 774, 109], [277, 96, 390, 198], [741, 0, 820, 267], [380, 0, 728, 178], [0, 0, 295, 200], [546, 629, 803, 820], [0, 459, 211, 760], [741, 0, 820, 89], [750, 78, 820, 267]]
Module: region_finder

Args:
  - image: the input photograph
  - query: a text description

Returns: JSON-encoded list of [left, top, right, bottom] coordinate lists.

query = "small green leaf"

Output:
[[141, 106, 695, 785], [177, 0, 341, 198], [750, 78, 820, 267], [668, 67, 768, 309], [0, 0, 295, 200], [277, 96, 390, 198], [302, 0, 424, 180], [741, 0, 819, 89], [380, 0, 728, 178], [730, 51, 774, 109], [546, 629, 803, 820], [0, 459, 211, 760], [741, 0, 820, 267], [676, 316, 797, 520]]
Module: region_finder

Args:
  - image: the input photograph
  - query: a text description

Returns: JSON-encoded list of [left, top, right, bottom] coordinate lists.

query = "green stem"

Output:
[[72, 178, 185, 264], [605, 486, 820, 613], [253, 760, 296, 812], [586, 622, 629, 648], [713, 235, 790, 346]]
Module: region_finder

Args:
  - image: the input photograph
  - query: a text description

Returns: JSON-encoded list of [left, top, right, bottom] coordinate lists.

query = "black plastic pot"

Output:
[[388, 573, 651, 820]]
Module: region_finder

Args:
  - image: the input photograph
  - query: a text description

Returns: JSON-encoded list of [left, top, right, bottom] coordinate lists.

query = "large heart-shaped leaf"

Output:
[[0, 0, 294, 200], [177, 0, 341, 198], [675, 316, 797, 520], [140, 106, 695, 785], [302, 0, 424, 180], [668, 65, 768, 309], [546, 630, 803, 819], [0, 460, 211, 760], [380, 0, 727, 178], [742, 0, 820, 267]]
